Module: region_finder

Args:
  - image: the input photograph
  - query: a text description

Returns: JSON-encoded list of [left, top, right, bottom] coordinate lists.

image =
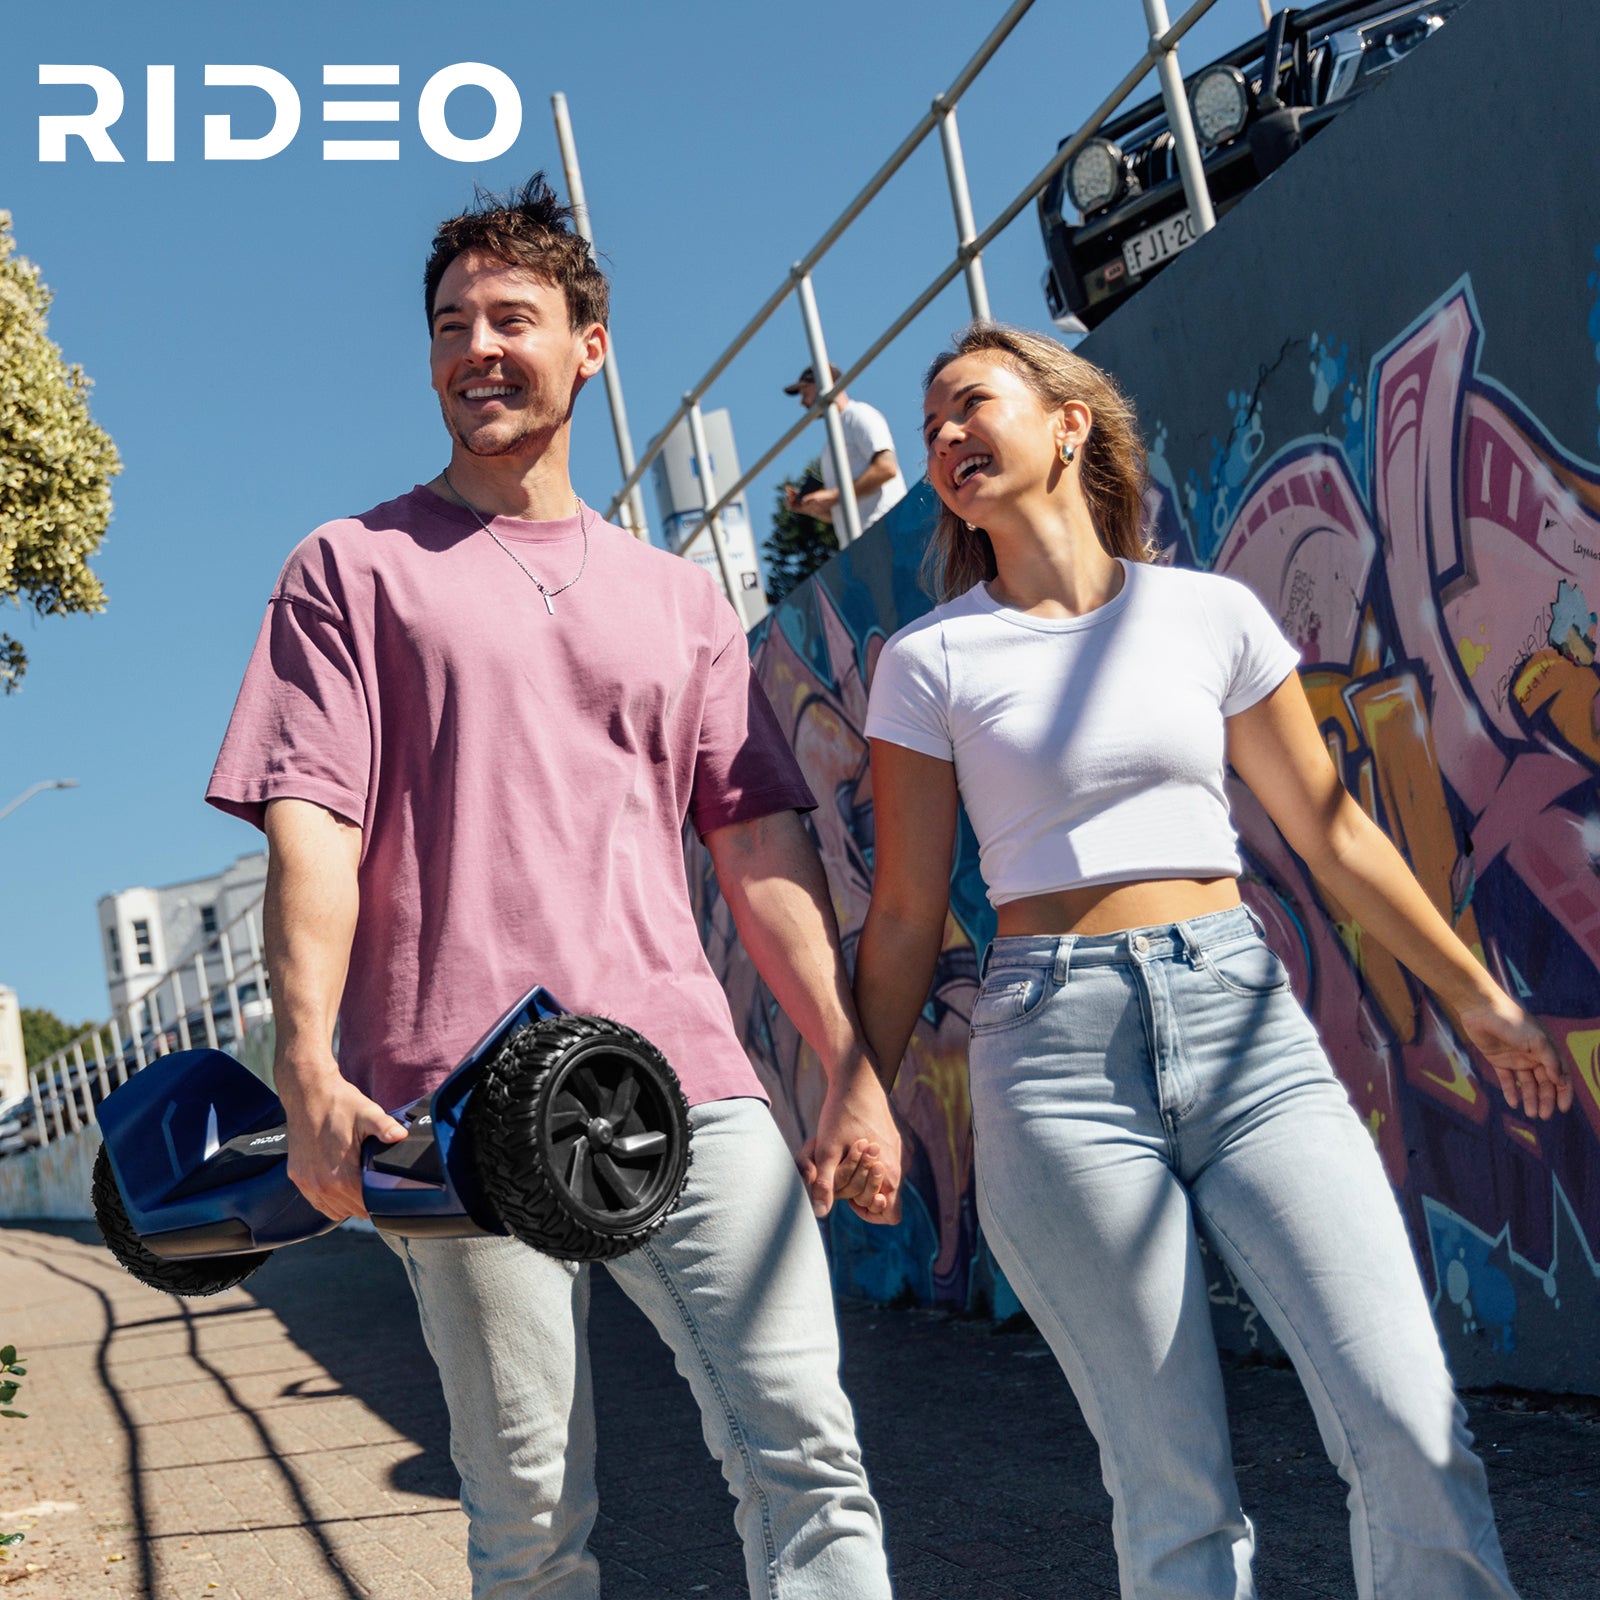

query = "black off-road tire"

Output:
[[92, 1145, 270, 1297], [464, 1015, 692, 1262]]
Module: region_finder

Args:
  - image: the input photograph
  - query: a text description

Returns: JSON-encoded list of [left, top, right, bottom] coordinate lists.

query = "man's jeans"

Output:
[[382, 1097, 891, 1600], [968, 906, 1517, 1600]]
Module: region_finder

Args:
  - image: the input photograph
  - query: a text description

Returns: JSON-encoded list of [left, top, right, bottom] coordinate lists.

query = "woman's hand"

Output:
[[798, 1063, 903, 1224], [1230, 676, 1575, 1127], [1454, 991, 1573, 1121]]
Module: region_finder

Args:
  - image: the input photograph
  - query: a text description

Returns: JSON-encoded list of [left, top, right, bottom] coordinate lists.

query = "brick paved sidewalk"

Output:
[[1, 1222, 1595, 1599]]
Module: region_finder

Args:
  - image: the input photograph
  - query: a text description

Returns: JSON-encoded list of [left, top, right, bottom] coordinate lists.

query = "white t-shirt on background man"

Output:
[[820, 398, 907, 542]]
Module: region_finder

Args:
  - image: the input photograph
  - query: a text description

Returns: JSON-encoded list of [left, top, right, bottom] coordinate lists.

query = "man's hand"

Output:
[[791, 486, 839, 521], [703, 809, 904, 1225], [798, 1062, 902, 1225], [280, 1057, 407, 1222]]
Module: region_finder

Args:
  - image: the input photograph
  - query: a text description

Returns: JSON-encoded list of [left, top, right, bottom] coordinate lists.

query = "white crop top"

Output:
[[863, 559, 1300, 907]]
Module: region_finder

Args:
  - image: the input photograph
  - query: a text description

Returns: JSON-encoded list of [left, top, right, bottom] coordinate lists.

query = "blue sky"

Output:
[[0, 0, 1266, 1022]]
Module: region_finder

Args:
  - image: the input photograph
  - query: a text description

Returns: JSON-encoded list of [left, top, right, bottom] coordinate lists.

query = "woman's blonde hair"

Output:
[[920, 322, 1153, 602]]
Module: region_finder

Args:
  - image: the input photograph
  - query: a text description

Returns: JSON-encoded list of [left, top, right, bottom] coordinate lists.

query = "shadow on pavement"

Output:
[[23, 1220, 1594, 1599], [238, 1229, 458, 1501]]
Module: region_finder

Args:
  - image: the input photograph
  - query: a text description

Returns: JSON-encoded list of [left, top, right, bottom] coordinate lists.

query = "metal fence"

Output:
[[599, 0, 1228, 626], [3, 896, 270, 1158]]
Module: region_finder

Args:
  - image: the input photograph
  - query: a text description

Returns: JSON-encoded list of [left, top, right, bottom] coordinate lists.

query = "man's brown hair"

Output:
[[423, 173, 610, 331]]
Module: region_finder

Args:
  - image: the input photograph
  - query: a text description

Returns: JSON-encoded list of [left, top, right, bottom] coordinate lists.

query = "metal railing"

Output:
[[4, 896, 270, 1157], [603, 0, 1226, 625]]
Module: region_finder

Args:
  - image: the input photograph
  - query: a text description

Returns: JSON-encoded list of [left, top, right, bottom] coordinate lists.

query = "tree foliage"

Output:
[[21, 1006, 94, 1068], [761, 459, 838, 606], [0, 211, 120, 693]]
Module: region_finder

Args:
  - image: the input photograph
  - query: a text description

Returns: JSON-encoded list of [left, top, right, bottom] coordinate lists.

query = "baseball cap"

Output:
[[783, 363, 842, 395]]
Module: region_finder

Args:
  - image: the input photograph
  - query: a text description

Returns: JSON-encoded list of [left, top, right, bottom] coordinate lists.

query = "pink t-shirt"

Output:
[[207, 485, 814, 1111]]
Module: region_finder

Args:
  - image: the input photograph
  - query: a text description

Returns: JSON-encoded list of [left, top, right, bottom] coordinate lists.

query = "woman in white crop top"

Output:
[[851, 324, 1568, 1600]]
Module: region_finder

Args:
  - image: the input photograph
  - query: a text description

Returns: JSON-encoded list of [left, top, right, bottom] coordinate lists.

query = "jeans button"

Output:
[[1133, 934, 1150, 953]]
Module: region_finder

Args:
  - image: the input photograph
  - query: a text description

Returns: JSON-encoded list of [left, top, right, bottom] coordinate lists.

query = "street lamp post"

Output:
[[0, 779, 79, 824]]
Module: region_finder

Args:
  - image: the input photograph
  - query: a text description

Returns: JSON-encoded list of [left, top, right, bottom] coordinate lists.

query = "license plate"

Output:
[[1122, 210, 1198, 276]]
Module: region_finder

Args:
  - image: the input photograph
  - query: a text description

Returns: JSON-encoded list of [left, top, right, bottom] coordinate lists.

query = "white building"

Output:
[[0, 984, 25, 1105], [98, 852, 268, 1023]]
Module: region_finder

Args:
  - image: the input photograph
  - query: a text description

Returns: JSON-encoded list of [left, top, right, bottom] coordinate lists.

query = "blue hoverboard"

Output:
[[92, 987, 692, 1296]]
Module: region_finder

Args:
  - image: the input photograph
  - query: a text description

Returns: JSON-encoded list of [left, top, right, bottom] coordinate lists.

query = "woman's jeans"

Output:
[[382, 1097, 890, 1600], [968, 905, 1516, 1600]]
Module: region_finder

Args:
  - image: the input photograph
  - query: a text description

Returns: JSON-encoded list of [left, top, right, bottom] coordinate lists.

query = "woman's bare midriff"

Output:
[[994, 877, 1242, 938]]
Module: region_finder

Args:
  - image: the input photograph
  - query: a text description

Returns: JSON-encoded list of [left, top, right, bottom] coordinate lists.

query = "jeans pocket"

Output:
[[969, 967, 1052, 1034], [1203, 938, 1292, 997]]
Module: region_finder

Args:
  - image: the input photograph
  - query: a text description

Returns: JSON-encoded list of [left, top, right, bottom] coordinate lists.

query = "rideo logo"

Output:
[[37, 64, 522, 162]]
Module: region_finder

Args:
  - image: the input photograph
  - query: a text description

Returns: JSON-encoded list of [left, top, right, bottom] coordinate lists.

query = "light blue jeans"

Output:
[[968, 906, 1516, 1600], [383, 1097, 890, 1600]]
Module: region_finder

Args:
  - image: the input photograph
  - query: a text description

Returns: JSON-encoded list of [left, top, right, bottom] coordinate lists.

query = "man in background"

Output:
[[783, 363, 907, 542]]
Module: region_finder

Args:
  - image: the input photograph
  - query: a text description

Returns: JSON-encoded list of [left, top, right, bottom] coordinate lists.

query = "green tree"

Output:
[[762, 459, 838, 606], [0, 211, 120, 693], [21, 1006, 94, 1068]]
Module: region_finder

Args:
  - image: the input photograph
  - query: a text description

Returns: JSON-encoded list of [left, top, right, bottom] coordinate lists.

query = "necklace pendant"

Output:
[[542, 591, 556, 616]]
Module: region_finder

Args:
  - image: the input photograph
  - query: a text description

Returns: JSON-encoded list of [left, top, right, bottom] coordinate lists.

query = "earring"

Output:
[[1059, 439, 1077, 466], [963, 520, 976, 532]]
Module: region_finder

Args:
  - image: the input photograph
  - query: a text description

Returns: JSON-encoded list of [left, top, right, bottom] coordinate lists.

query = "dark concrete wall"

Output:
[[698, 0, 1600, 1392]]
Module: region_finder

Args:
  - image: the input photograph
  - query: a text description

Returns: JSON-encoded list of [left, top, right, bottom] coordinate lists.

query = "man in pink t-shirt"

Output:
[[208, 176, 900, 1599]]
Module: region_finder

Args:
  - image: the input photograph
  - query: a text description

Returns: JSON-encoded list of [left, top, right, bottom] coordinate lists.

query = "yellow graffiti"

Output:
[[1417, 1024, 1485, 1110], [1565, 1028, 1600, 1111], [903, 1036, 974, 1190], [1457, 636, 1490, 676]]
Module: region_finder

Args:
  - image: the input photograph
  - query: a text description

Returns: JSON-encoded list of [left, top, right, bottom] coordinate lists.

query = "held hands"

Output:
[[1454, 988, 1573, 1120], [280, 1061, 408, 1222], [798, 1061, 903, 1226]]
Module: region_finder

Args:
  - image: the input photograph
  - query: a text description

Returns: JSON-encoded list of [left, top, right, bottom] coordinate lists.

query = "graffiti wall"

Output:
[[695, 0, 1600, 1390]]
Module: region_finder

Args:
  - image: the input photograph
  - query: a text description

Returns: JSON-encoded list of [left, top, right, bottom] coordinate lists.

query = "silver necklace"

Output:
[[442, 471, 591, 615]]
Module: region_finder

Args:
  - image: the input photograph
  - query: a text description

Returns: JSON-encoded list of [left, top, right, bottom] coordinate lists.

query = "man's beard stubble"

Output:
[[442, 396, 557, 461]]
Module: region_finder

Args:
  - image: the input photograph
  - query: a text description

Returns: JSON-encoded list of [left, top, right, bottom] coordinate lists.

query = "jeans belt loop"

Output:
[[1052, 936, 1074, 985], [1177, 918, 1208, 969], [1242, 904, 1269, 940]]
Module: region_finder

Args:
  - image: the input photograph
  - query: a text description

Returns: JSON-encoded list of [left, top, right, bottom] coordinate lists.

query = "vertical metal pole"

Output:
[[220, 927, 246, 1043], [552, 92, 651, 543], [130, 1001, 148, 1072], [150, 987, 169, 1056], [49, 1066, 65, 1141], [171, 973, 191, 1050], [793, 269, 864, 545], [195, 955, 219, 1049], [935, 99, 992, 322], [29, 1069, 47, 1149], [91, 1029, 110, 1098], [109, 1014, 128, 1085], [72, 1042, 91, 1124], [1256, 0, 1273, 28], [685, 398, 749, 629], [61, 1056, 81, 1133], [1141, 0, 1217, 236]]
